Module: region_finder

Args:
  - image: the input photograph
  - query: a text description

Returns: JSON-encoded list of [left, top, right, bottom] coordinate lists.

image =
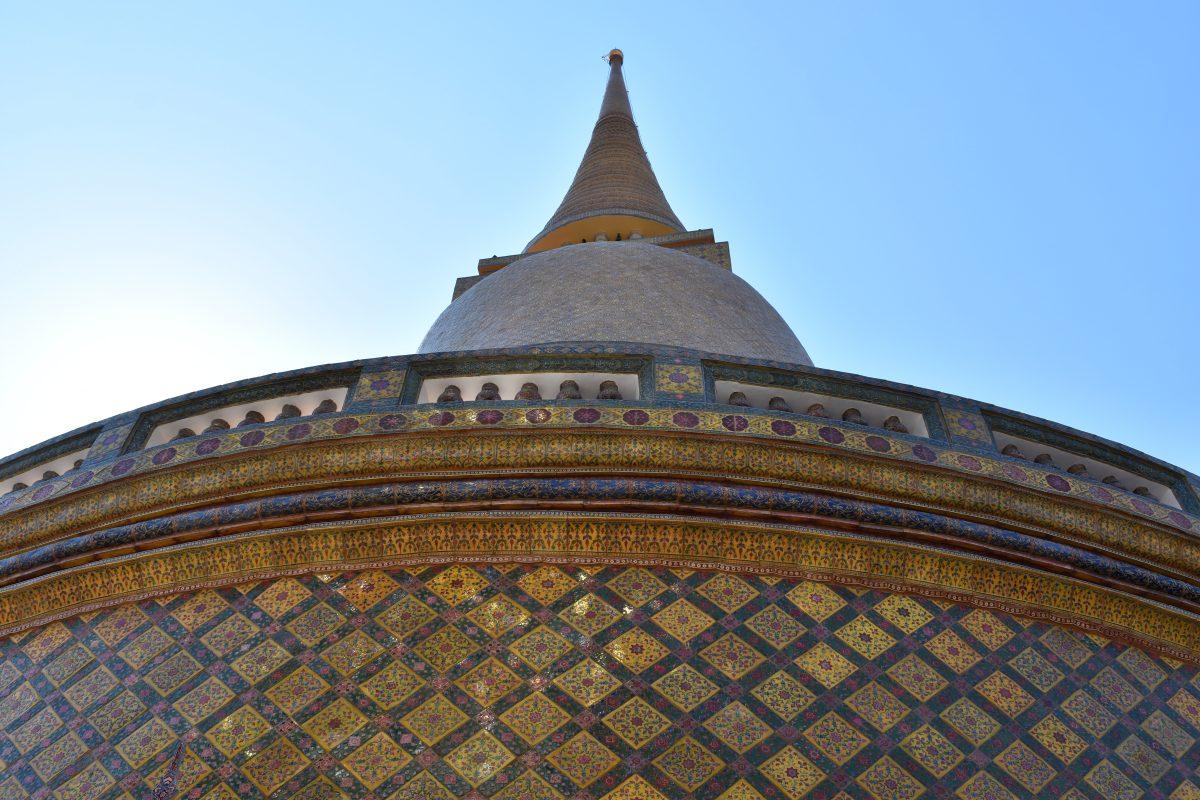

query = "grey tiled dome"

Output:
[[419, 241, 812, 365]]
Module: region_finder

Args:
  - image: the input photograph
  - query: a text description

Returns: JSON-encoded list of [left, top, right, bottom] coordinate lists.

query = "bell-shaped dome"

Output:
[[419, 241, 812, 365]]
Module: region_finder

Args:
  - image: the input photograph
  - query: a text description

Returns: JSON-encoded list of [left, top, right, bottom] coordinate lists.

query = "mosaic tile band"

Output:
[[1, 565, 1198, 799], [1, 514, 1198, 659]]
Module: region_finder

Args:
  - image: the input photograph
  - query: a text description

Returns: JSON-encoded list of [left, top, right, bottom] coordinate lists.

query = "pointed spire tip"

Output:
[[607, 49, 623, 66]]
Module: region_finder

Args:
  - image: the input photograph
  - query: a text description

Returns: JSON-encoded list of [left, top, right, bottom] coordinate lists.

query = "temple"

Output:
[[1, 50, 1198, 800]]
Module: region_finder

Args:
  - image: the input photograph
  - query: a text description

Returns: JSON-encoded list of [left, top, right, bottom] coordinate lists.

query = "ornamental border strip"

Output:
[[0, 511, 1197, 661], [1, 404, 1195, 538]]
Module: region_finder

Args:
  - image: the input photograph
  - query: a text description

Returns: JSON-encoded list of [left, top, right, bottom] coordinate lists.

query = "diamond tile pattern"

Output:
[[0, 564, 1197, 798]]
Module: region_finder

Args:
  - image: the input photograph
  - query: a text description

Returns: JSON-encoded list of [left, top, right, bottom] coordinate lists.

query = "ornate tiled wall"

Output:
[[2, 565, 1198, 799]]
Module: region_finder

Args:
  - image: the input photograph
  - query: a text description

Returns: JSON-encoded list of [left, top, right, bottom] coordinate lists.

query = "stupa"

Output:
[[0, 50, 1197, 799]]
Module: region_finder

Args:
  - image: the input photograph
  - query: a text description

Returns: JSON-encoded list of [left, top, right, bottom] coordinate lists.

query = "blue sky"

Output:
[[1, 2, 1197, 472]]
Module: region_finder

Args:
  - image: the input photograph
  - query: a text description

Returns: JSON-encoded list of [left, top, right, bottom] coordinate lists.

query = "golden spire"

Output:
[[524, 50, 684, 252]]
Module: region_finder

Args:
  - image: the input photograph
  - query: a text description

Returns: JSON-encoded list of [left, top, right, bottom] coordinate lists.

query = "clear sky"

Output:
[[1, 2, 1197, 472]]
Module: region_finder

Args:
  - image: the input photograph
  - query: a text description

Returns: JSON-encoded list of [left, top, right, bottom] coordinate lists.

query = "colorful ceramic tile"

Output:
[[170, 590, 227, 630], [303, 697, 368, 749], [337, 570, 400, 611], [456, 657, 523, 707], [265, 665, 329, 716], [64, 665, 119, 710], [500, 691, 571, 745], [652, 598, 715, 643], [602, 775, 669, 800], [1030, 713, 1087, 763], [376, 595, 437, 640], [887, 654, 948, 702], [706, 701, 773, 754], [696, 573, 758, 613], [900, 724, 962, 778], [1091, 666, 1143, 712], [145, 650, 201, 695], [510, 625, 572, 671], [343, 732, 411, 789], [1117, 647, 1166, 690], [761, 746, 825, 799], [232, 638, 293, 684], [836, 616, 896, 659], [975, 671, 1033, 718], [446, 730, 515, 787], [607, 567, 667, 607], [287, 603, 345, 645], [959, 609, 1014, 650], [10, 705, 62, 753], [1007, 647, 1063, 692], [795, 642, 856, 688], [555, 658, 621, 706], [53, 761, 113, 800], [176, 676, 235, 724], [845, 681, 909, 731], [857, 755, 924, 800], [414, 624, 479, 673], [606, 627, 670, 673], [941, 698, 999, 746], [401, 693, 469, 746], [115, 717, 174, 768], [252, 578, 311, 617], [603, 695, 670, 748], [1141, 709, 1195, 759], [23, 622, 72, 663], [804, 711, 869, 765], [559, 593, 621, 637], [1040, 628, 1093, 670], [1083, 760, 1142, 800], [752, 670, 816, 720], [1063, 689, 1118, 738], [495, 770, 563, 800], [652, 735, 723, 791], [390, 771, 455, 800], [717, 779, 767, 800], [322, 629, 384, 675], [206, 705, 270, 756], [1114, 734, 1169, 783], [466, 595, 530, 637], [242, 737, 309, 795], [200, 613, 258, 657], [702, 633, 765, 679], [994, 740, 1056, 792], [360, 660, 422, 710], [426, 564, 489, 607], [874, 594, 933, 634], [89, 690, 146, 737], [924, 630, 980, 673], [787, 581, 846, 622], [119, 626, 172, 669], [956, 770, 1018, 800], [43, 643, 93, 686], [517, 566, 577, 605], [745, 604, 805, 649]]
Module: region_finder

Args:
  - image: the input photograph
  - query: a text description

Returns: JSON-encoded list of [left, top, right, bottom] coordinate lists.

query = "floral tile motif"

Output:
[[787, 581, 846, 622], [53, 761, 113, 800], [697, 573, 758, 613], [337, 570, 400, 611], [559, 593, 621, 637], [0, 680, 39, 728], [706, 701, 773, 754], [446, 730, 515, 787], [1063, 689, 1119, 738], [517, 565, 577, 605], [1007, 647, 1063, 692], [31, 731, 87, 781], [10, 706, 62, 753], [975, 671, 1033, 718], [207, 705, 270, 756], [302, 697, 368, 750], [652, 735, 724, 791], [702, 633, 765, 679], [925, 630, 981, 674], [500, 691, 570, 745], [1084, 760, 1143, 800], [603, 695, 670, 748], [116, 717, 174, 768], [959, 609, 1014, 650], [804, 711, 870, 765], [344, 732, 411, 789], [265, 666, 329, 716], [1141, 709, 1195, 759], [144, 746, 210, 794], [994, 740, 1056, 792], [941, 698, 1000, 747], [200, 613, 258, 656], [177, 677, 235, 724], [401, 693, 469, 745], [466, 595, 530, 637], [243, 736, 309, 795], [510, 625, 572, 671], [231, 639, 292, 684], [846, 681, 909, 732], [654, 363, 703, 395], [351, 367, 406, 401], [426, 564, 489, 606], [836, 616, 896, 659], [901, 724, 963, 778], [652, 599, 715, 643], [1117, 648, 1166, 690], [549, 732, 621, 786], [414, 624, 479, 672], [89, 690, 146, 737], [602, 775, 668, 800], [322, 629, 385, 675], [23, 622, 72, 663], [288, 778, 344, 800], [495, 770, 564, 800], [390, 770, 455, 800], [745, 604, 805, 649], [1168, 688, 1200, 730], [752, 670, 816, 720], [1114, 734, 1170, 784], [1040, 628, 1094, 670], [376, 595, 437, 640], [795, 642, 856, 688], [1030, 713, 1087, 763], [857, 755, 924, 800], [252, 577, 310, 617], [359, 659, 421, 710], [717, 779, 767, 800], [456, 657, 523, 707], [761, 746, 825, 799], [888, 654, 948, 701], [606, 627, 670, 673], [875, 594, 933, 634], [287, 603, 345, 645], [607, 567, 667, 607], [956, 770, 1018, 800], [43, 643, 93, 686], [170, 590, 227, 630], [145, 650, 201, 695], [93, 604, 149, 646], [555, 658, 621, 706], [64, 665, 119, 711], [1171, 782, 1200, 800], [119, 626, 172, 669], [1092, 666, 1144, 712]]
